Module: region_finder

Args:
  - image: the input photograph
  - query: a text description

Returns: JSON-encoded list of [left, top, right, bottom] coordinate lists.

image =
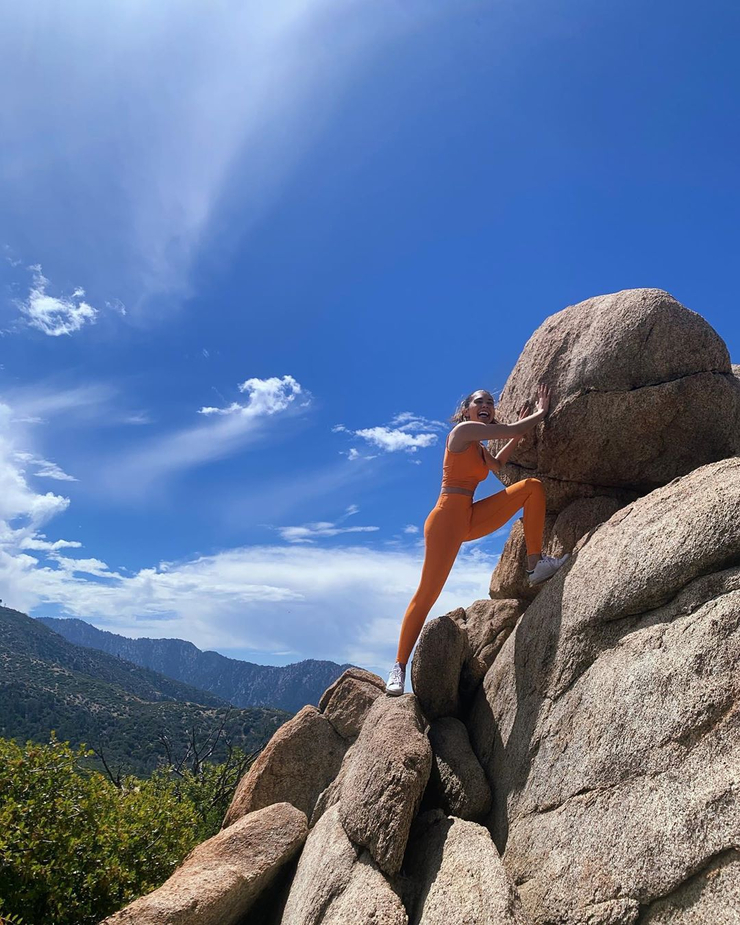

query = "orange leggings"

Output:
[[396, 478, 545, 664]]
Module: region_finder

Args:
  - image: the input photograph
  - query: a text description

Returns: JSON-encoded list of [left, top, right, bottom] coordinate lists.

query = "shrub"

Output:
[[0, 735, 246, 925]]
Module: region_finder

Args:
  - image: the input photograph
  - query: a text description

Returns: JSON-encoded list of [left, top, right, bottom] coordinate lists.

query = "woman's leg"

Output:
[[464, 478, 546, 554], [396, 499, 469, 665]]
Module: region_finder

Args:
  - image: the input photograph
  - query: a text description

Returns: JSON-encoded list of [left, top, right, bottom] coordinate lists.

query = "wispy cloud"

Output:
[[2, 2, 459, 307], [16, 266, 97, 336], [0, 541, 499, 674], [276, 521, 379, 544], [104, 374, 311, 493], [0, 399, 503, 672], [14, 452, 77, 482]]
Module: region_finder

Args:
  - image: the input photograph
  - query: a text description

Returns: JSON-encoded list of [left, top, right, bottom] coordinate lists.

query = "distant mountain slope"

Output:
[[1, 607, 289, 776], [39, 617, 352, 712]]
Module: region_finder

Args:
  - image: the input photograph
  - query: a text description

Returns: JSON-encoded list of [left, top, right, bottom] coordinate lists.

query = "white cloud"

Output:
[[339, 408, 446, 459], [0, 405, 73, 564], [16, 266, 97, 336], [0, 540, 500, 674], [277, 522, 379, 544], [354, 427, 437, 453], [19, 535, 82, 552], [199, 375, 306, 417], [404, 524, 419, 534]]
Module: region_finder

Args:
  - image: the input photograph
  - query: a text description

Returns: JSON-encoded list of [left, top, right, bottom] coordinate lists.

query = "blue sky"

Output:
[[1, 0, 738, 675]]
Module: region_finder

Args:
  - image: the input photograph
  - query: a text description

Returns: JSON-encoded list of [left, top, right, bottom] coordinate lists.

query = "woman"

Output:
[[386, 384, 568, 696]]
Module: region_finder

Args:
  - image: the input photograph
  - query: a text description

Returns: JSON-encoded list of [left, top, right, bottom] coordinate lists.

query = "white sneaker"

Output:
[[528, 553, 570, 586], [385, 662, 406, 696]]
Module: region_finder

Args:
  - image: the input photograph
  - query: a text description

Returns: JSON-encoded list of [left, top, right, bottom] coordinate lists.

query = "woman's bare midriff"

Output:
[[440, 486, 474, 497]]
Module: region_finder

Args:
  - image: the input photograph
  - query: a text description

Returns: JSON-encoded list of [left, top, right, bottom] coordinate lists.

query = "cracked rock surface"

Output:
[[403, 811, 531, 925], [469, 458, 740, 924], [223, 705, 347, 827]]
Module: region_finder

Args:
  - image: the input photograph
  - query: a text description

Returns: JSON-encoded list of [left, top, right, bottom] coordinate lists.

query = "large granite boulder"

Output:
[[450, 600, 524, 701], [104, 803, 307, 925], [468, 457, 740, 924], [318, 667, 386, 740], [223, 705, 346, 827], [339, 694, 432, 876], [489, 497, 623, 601], [410, 614, 467, 720], [403, 811, 531, 924], [493, 289, 740, 510], [281, 805, 407, 925], [425, 718, 491, 821]]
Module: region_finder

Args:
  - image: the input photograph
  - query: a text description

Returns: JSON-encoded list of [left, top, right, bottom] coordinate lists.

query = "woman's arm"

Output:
[[448, 385, 550, 452], [490, 403, 530, 469]]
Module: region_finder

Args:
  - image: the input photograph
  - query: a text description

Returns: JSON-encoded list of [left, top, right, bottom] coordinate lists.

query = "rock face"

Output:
[[469, 457, 740, 924], [339, 695, 432, 876], [103, 803, 307, 925], [281, 805, 407, 925], [223, 705, 346, 827], [493, 288, 740, 509], [425, 718, 491, 821], [640, 850, 740, 924], [404, 811, 531, 924], [450, 600, 524, 701], [410, 614, 466, 720]]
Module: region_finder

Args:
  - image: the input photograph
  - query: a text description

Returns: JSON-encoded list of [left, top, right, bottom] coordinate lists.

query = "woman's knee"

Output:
[[522, 477, 544, 496]]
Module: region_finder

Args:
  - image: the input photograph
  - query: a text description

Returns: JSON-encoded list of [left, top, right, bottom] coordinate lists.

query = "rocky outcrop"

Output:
[[105, 292, 740, 925], [103, 803, 307, 925], [281, 805, 407, 925], [403, 811, 531, 924], [425, 718, 491, 821], [410, 614, 466, 720], [318, 667, 386, 740], [339, 695, 432, 876], [469, 457, 740, 924], [223, 705, 346, 827], [492, 288, 740, 509]]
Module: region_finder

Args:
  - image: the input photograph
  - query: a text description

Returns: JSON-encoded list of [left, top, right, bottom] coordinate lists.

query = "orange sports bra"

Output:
[[441, 436, 489, 492]]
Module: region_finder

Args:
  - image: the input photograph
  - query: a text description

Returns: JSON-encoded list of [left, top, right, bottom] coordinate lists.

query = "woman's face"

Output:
[[465, 391, 495, 423]]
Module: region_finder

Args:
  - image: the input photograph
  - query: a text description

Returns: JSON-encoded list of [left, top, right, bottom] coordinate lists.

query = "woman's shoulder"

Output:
[[446, 423, 480, 453]]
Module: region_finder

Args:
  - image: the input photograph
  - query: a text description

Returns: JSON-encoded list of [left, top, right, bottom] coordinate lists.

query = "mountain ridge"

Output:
[[1, 606, 289, 776], [38, 617, 352, 713]]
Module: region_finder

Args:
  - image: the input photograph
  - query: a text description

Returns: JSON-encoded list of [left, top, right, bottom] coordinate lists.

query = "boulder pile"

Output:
[[104, 290, 740, 925]]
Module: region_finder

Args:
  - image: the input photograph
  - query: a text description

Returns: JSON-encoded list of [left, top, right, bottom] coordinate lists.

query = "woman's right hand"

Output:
[[535, 383, 551, 416]]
